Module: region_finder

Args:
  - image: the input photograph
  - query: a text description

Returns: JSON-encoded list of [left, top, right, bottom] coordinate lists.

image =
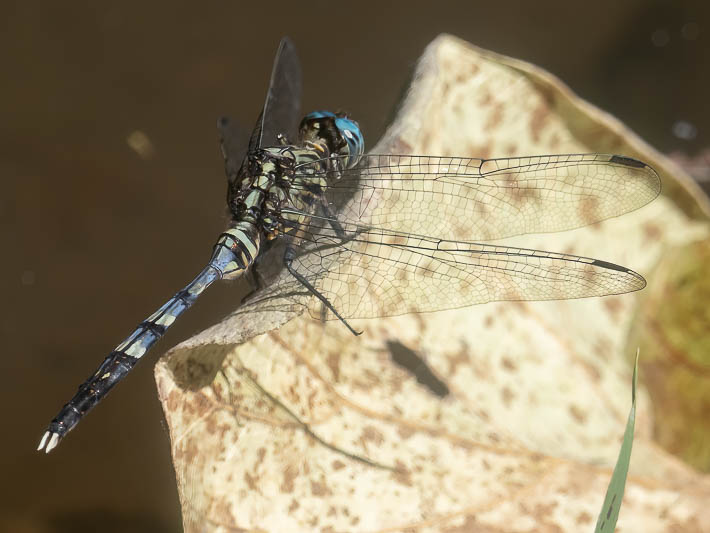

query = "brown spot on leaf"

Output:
[[388, 137, 413, 154], [212, 499, 235, 527], [184, 392, 211, 418], [443, 514, 479, 532], [255, 447, 267, 469], [569, 404, 588, 425], [392, 460, 413, 486], [532, 501, 559, 521], [485, 103, 504, 130], [576, 510, 593, 524], [643, 222, 662, 242], [530, 452, 545, 463], [205, 415, 217, 436], [281, 464, 297, 493], [469, 143, 491, 159], [361, 425, 384, 445], [455, 70, 469, 84], [593, 337, 612, 363], [167, 390, 180, 412], [582, 264, 599, 286], [501, 386, 515, 407], [243, 471, 257, 491], [603, 296, 623, 318], [578, 196, 601, 227], [397, 425, 416, 440], [326, 351, 341, 382], [529, 102, 550, 142], [420, 131, 432, 153], [446, 345, 471, 375], [501, 356, 517, 372], [311, 478, 332, 497]]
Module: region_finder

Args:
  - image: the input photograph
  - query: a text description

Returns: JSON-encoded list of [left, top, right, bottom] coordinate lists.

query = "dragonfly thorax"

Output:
[[228, 147, 297, 225]]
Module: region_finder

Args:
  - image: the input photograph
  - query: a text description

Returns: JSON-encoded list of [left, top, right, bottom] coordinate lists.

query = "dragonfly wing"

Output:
[[248, 37, 302, 151], [217, 116, 249, 183], [294, 153, 661, 241], [282, 216, 646, 320]]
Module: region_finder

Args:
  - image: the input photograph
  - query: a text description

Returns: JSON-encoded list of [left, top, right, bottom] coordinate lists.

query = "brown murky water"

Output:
[[2, 2, 708, 531]]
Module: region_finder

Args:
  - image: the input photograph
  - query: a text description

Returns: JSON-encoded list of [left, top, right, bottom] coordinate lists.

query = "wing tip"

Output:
[[608, 154, 662, 198], [592, 259, 647, 291]]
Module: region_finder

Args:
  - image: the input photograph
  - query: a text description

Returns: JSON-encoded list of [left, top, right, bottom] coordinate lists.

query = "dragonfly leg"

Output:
[[283, 246, 362, 336], [319, 199, 348, 239]]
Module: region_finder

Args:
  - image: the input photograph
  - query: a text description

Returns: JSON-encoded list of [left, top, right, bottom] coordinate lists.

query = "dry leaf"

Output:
[[156, 35, 710, 532]]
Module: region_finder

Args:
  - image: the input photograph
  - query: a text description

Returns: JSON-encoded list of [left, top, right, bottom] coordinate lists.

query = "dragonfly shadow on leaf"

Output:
[[387, 340, 450, 398]]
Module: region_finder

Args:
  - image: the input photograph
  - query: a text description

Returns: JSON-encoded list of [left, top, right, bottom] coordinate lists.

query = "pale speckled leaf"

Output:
[[156, 35, 710, 532]]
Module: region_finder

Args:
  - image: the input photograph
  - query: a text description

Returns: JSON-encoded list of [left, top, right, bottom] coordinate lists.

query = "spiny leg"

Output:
[[283, 246, 362, 336], [320, 201, 348, 239]]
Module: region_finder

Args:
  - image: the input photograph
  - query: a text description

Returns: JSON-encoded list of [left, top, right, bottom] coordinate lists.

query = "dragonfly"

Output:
[[38, 37, 661, 453]]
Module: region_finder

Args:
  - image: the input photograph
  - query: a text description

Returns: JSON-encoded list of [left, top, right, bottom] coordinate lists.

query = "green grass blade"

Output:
[[594, 349, 639, 532]]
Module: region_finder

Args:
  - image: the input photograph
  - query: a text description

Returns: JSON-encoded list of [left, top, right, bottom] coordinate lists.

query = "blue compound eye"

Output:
[[334, 116, 364, 160], [304, 111, 336, 121]]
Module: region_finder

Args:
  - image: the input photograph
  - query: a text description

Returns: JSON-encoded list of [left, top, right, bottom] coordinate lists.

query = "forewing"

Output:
[[248, 37, 302, 151], [293, 153, 661, 241], [281, 215, 646, 320]]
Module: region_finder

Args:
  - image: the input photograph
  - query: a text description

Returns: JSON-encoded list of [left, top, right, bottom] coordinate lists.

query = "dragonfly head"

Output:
[[300, 111, 364, 168]]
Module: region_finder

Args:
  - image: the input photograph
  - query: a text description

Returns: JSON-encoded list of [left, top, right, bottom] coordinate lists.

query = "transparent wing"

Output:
[[278, 214, 646, 320], [293, 153, 661, 242], [249, 37, 302, 151]]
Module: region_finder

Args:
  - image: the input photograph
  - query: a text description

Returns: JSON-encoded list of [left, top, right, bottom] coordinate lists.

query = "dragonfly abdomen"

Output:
[[38, 221, 262, 453]]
